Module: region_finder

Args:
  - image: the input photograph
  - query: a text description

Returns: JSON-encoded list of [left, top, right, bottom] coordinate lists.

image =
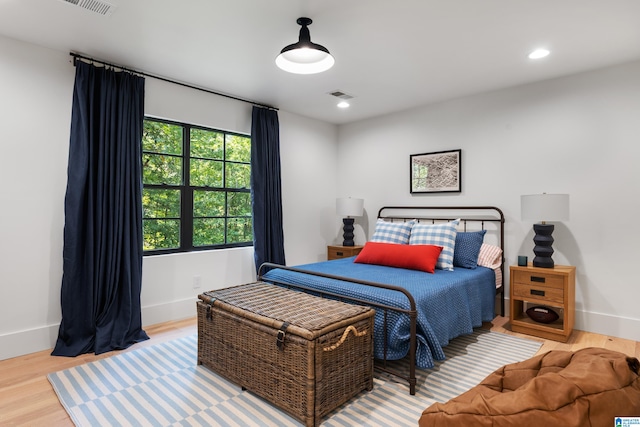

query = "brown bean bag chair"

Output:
[[420, 347, 640, 427]]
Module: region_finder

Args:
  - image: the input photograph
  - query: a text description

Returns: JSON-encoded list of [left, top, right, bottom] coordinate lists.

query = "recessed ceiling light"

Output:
[[528, 48, 550, 59], [328, 90, 354, 109]]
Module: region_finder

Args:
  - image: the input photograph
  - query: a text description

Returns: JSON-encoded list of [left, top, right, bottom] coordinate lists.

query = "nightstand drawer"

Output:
[[328, 248, 350, 259], [327, 245, 363, 260], [512, 283, 564, 304], [512, 270, 564, 289]]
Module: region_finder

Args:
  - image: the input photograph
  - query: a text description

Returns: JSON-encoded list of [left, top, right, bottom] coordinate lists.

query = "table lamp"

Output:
[[336, 197, 364, 246], [521, 193, 570, 268]]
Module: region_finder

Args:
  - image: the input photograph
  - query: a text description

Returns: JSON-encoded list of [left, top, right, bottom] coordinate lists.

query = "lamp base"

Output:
[[342, 217, 355, 246], [532, 223, 555, 268]]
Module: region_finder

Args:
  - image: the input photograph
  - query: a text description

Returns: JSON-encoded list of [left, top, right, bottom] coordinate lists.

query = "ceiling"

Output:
[[2, 0, 640, 125]]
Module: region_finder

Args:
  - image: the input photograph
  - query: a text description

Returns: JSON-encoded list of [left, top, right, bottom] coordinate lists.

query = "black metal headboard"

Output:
[[377, 206, 506, 316]]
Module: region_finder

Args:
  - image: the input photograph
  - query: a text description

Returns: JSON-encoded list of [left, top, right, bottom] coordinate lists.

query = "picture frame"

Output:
[[410, 149, 461, 194]]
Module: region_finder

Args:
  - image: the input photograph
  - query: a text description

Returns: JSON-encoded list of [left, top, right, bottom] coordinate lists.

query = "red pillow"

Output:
[[354, 242, 443, 273]]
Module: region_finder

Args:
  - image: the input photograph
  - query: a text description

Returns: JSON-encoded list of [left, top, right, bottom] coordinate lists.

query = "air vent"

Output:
[[59, 0, 116, 16], [329, 90, 354, 100]]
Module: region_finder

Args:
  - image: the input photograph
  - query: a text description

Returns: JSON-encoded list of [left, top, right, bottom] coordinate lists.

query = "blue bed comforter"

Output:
[[263, 257, 496, 369]]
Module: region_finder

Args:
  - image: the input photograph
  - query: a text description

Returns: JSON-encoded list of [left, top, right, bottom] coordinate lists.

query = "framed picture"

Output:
[[410, 149, 461, 194]]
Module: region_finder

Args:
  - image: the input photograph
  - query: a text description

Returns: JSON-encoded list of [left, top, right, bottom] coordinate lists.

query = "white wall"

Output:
[[337, 60, 640, 341], [2, 31, 638, 360], [279, 111, 339, 265], [139, 78, 258, 326], [140, 81, 339, 323], [0, 36, 72, 360], [0, 35, 338, 360]]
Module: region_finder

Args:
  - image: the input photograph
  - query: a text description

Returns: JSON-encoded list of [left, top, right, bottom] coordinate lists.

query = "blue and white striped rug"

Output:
[[48, 330, 542, 426]]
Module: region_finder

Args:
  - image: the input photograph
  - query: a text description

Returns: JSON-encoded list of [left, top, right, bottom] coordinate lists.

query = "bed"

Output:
[[259, 206, 505, 395]]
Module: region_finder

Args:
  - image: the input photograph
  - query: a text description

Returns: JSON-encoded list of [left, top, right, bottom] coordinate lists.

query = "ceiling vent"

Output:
[[59, 0, 116, 17], [329, 90, 354, 100]]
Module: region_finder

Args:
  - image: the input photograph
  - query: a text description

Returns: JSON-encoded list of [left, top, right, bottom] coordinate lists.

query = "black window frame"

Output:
[[142, 117, 253, 256]]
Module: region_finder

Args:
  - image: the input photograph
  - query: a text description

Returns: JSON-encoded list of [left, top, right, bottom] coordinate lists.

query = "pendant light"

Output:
[[275, 17, 335, 74]]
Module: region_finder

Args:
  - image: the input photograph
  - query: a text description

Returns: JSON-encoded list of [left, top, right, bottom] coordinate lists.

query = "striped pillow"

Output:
[[477, 243, 502, 269], [477, 243, 503, 287], [370, 219, 415, 244], [409, 220, 459, 270]]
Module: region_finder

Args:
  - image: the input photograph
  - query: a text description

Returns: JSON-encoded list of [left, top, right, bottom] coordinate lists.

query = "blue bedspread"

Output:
[[263, 257, 496, 369]]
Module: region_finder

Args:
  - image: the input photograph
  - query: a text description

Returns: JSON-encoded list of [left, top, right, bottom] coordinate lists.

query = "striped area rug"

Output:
[[48, 330, 541, 426]]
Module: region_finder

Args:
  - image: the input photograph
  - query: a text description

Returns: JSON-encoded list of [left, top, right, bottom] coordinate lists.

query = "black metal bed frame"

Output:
[[377, 206, 506, 316], [258, 206, 505, 395]]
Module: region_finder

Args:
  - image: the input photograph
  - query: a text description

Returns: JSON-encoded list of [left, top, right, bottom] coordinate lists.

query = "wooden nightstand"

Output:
[[509, 264, 576, 342], [327, 245, 364, 260]]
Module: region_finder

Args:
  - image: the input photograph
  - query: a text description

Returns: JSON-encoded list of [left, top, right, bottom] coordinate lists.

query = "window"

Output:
[[142, 118, 252, 254]]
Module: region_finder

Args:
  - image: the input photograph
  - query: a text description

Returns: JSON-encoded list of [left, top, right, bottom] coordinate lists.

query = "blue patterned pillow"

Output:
[[370, 219, 415, 244], [453, 230, 486, 269], [409, 220, 459, 270]]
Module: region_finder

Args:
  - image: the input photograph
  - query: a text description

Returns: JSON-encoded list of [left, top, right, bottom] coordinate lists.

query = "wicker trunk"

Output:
[[197, 282, 374, 427]]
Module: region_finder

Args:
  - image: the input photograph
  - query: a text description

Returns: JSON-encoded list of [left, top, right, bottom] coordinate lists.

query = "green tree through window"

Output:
[[142, 118, 252, 253]]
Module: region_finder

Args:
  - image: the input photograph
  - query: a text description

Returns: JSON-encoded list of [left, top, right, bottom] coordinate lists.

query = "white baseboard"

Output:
[[0, 298, 197, 361], [503, 298, 640, 342], [141, 297, 196, 327], [576, 310, 640, 342], [2, 299, 639, 361], [0, 323, 60, 361]]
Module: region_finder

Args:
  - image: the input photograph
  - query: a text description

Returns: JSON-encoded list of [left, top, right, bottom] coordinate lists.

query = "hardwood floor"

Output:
[[0, 317, 197, 427], [488, 315, 640, 358], [1, 316, 638, 426]]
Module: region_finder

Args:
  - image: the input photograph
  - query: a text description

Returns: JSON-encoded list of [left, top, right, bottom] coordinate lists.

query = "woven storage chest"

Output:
[[197, 282, 374, 427]]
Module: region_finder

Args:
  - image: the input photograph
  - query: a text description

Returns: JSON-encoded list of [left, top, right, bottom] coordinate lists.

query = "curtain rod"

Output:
[[70, 52, 278, 111]]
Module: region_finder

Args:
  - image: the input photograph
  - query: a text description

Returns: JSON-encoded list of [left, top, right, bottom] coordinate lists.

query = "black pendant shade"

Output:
[[275, 17, 335, 74]]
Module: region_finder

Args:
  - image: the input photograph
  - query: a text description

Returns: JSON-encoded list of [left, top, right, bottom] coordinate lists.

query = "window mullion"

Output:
[[223, 134, 228, 245], [182, 125, 193, 250]]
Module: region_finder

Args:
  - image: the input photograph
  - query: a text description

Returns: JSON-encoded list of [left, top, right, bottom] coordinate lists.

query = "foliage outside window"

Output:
[[142, 118, 252, 254]]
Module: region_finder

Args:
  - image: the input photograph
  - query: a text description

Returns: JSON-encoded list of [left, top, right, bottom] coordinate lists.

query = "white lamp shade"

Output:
[[336, 197, 364, 217], [521, 194, 570, 222]]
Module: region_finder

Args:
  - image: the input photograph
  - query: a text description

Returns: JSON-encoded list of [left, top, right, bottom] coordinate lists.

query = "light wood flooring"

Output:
[[1, 316, 638, 426]]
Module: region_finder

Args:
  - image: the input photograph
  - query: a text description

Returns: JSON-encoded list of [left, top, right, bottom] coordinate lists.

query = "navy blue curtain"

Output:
[[52, 61, 149, 356], [251, 106, 286, 271]]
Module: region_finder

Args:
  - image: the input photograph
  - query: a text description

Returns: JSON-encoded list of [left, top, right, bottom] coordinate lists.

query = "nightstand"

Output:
[[509, 264, 576, 342], [327, 245, 364, 260]]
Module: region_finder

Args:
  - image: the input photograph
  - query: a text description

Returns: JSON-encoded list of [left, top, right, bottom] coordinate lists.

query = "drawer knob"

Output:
[[336, 251, 343, 256], [530, 289, 546, 297], [531, 276, 546, 283]]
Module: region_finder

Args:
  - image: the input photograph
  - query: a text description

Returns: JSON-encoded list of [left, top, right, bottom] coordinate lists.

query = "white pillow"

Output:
[[370, 219, 415, 244], [409, 220, 459, 271]]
